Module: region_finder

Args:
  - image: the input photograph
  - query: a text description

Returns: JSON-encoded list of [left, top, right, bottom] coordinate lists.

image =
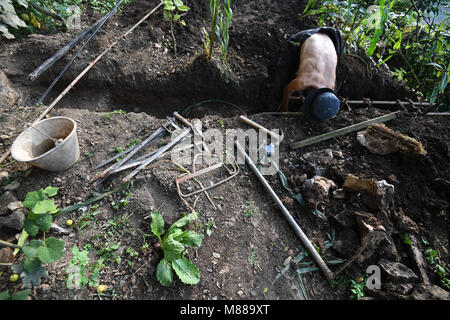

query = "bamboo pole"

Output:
[[290, 111, 401, 150]]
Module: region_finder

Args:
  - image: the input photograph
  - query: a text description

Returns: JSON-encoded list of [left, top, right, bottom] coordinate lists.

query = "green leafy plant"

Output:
[[162, 0, 189, 54], [425, 247, 450, 289], [302, 0, 449, 109], [0, 0, 28, 39], [350, 278, 366, 300], [150, 211, 203, 286], [66, 245, 105, 289], [203, 0, 233, 66], [1, 186, 66, 288], [0, 289, 30, 300]]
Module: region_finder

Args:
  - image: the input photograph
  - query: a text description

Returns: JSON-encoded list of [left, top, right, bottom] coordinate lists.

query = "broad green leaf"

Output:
[[0, 290, 10, 300], [156, 258, 173, 286], [43, 186, 58, 197], [150, 211, 164, 239], [23, 258, 42, 274], [22, 240, 44, 260], [172, 256, 200, 285], [165, 227, 183, 241], [22, 263, 46, 288], [32, 199, 58, 214], [167, 213, 196, 234], [13, 230, 28, 256], [35, 212, 52, 232], [178, 5, 190, 11], [23, 219, 39, 236], [439, 72, 448, 92], [161, 237, 184, 262], [173, 230, 203, 247], [36, 237, 65, 264], [11, 289, 30, 300], [22, 190, 46, 210]]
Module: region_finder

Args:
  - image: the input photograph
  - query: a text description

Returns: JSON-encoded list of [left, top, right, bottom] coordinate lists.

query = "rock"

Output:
[[407, 234, 430, 284], [0, 247, 14, 263], [302, 149, 334, 166], [385, 282, 414, 295], [357, 123, 426, 156], [408, 283, 450, 300], [0, 210, 25, 230], [343, 174, 394, 211], [0, 171, 9, 185], [378, 259, 419, 283], [0, 70, 20, 107], [302, 176, 336, 210], [4, 179, 20, 191], [354, 211, 386, 263], [332, 188, 346, 199], [393, 208, 419, 234], [7, 201, 23, 211], [0, 192, 17, 216]]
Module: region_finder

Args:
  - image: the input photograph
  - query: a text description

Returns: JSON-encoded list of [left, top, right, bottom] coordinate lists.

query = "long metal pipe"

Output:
[[234, 141, 334, 281]]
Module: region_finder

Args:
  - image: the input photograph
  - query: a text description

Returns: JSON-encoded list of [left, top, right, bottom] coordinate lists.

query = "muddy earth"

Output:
[[0, 0, 448, 302]]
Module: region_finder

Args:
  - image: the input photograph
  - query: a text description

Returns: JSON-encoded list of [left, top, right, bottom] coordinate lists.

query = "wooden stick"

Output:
[[239, 115, 283, 141], [290, 111, 401, 150]]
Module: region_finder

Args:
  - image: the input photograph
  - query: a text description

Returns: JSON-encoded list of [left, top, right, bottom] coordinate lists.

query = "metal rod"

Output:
[[36, 0, 123, 105], [2, 112, 58, 143], [289, 96, 437, 107], [33, 1, 164, 123], [122, 127, 191, 182], [235, 141, 334, 281], [28, 14, 108, 82], [290, 111, 401, 150]]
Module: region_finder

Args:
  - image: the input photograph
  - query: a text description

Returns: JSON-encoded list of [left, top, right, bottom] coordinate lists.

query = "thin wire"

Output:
[[181, 99, 247, 116]]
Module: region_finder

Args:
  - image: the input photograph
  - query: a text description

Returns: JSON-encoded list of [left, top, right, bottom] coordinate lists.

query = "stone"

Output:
[[0, 192, 17, 216], [393, 208, 419, 234], [378, 259, 419, 283], [4, 179, 20, 191], [0, 210, 25, 231], [0, 171, 9, 185], [408, 283, 450, 300], [302, 176, 337, 210], [7, 201, 23, 211], [343, 174, 394, 211], [0, 70, 20, 107]]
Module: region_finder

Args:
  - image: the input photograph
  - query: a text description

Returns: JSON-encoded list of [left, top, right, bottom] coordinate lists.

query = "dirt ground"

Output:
[[0, 0, 448, 301]]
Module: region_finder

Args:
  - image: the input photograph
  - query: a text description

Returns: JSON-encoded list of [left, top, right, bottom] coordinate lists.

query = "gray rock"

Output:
[[0, 70, 20, 107], [0, 171, 9, 185], [0, 191, 17, 216], [7, 201, 23, 211], [378, 259, 419, 283], [408, 283, 450, 300], [0, 210, 25, 230], [4, 179, 20, 191]]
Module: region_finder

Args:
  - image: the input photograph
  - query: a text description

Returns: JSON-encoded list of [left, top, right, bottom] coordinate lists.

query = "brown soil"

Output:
[[0, 0, 448, 302]]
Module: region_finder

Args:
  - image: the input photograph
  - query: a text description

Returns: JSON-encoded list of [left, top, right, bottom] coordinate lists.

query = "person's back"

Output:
[[281, 33, 337, 111]]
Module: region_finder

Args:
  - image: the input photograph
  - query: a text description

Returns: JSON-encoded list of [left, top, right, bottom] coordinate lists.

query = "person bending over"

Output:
[[275, 27, 343, 120]]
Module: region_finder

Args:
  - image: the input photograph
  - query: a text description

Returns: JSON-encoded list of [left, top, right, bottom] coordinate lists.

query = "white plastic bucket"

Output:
[[11, 117, 80, 171]]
